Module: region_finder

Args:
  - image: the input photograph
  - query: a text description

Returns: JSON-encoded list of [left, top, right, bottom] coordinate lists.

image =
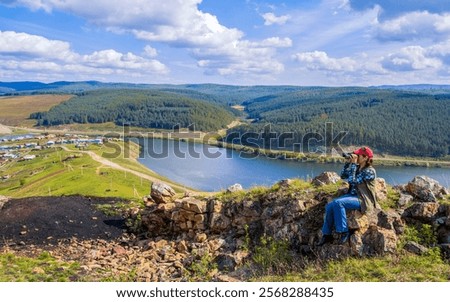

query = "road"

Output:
[[59, 145, 192, 192]]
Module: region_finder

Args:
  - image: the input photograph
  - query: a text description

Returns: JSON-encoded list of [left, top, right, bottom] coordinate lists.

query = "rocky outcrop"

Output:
[[141, 180, 405, 262], [405, 175, 449, 202], [140, 174, 450, 267]]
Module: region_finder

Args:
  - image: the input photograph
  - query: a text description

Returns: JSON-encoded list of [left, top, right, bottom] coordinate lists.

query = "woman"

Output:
[[317, 146, 380, 246]]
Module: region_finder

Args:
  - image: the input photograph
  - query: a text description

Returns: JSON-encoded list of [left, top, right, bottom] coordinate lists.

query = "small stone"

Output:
[[112, 246, 127, 255], [195, 233, 207, 243]]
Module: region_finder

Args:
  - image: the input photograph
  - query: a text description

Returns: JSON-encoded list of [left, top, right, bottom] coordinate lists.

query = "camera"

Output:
[[342, 152, 353, 159]]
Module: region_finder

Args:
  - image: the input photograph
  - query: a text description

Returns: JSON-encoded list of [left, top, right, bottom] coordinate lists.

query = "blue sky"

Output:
[[1, 0, 450, 86]]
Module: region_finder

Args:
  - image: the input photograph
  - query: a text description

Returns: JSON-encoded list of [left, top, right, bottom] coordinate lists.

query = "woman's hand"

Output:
[[350, 154, 358, 163]]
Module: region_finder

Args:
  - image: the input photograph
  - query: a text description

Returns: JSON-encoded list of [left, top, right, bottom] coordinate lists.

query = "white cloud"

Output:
[[0, 30, 78, 62], [0, 31, 169, 81], [6, 0, 244, 48], [376, 11, 450, 41], [292, 51, 357, 71], [143, 45, 158, 58], [262, 12, 291, 26], [382, 45, 442, 71], [192, 37, 290, 76], [3, 0, 292, 79], [292, 45, 448, 85], [259, 37, 292, 47]]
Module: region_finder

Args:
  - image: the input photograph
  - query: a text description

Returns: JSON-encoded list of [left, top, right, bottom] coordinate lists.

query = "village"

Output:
[[0, 133, 108, 164]]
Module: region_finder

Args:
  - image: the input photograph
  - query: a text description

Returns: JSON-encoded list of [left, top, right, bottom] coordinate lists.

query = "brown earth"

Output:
[[0, 196, 127, 246], [0, 94, 72, 127]]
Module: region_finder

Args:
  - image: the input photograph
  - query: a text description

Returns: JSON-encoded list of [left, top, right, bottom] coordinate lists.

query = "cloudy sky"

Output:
[[1, 0, 450, 86]]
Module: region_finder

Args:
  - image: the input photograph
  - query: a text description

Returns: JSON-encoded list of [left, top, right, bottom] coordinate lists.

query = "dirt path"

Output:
[[59, 146, 190, 192], [0, 123, 12, 134]]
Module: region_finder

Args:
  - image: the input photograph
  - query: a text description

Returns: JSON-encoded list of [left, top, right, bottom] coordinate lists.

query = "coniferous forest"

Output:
[[30, 89, 236, 132], [225, 87, 450, 157]]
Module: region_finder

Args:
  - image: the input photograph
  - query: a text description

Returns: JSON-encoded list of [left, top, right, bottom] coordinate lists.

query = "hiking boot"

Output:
[[316, 235, 333, 246], [338, 232, 350, 245]]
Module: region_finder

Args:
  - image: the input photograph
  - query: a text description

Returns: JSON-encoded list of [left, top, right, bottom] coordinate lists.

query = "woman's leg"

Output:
[[332, 195, 361, 233], [321, 201, 335, 235]]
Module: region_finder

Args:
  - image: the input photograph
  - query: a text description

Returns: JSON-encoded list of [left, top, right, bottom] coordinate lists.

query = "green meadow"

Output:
[[0, 142, 186, 199]]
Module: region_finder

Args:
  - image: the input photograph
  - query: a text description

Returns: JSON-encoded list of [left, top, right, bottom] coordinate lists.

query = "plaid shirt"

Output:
[[340, 163, 376, 196]]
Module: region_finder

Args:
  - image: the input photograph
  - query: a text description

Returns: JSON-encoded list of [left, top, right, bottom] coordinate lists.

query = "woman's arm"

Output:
[[340, 162, 352, 179], [348, 165, 376, 185]]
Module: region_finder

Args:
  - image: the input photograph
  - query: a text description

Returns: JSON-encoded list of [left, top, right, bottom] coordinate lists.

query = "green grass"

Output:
[[255, 251, 450, 282], [0, 252, 80, 281], [0, 147, 151, 199]]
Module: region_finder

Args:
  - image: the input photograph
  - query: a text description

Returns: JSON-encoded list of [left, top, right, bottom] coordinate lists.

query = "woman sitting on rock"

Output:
[[317, 146, 379, 246]]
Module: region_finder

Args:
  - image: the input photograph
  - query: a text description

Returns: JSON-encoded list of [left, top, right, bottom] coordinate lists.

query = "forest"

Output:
[[30, 89, 236, 132], [225, 87, 450, 157]]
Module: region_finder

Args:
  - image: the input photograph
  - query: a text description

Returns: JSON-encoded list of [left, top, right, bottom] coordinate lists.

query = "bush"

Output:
[[252, 235, 293, 274]]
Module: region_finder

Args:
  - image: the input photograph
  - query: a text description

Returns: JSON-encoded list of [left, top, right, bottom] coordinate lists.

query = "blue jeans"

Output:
[[322, 194, 361, 235]]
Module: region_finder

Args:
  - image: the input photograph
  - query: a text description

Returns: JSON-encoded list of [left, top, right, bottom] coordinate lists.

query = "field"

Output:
[[0, 95, 72, 127], [0, 141, 190, 199]]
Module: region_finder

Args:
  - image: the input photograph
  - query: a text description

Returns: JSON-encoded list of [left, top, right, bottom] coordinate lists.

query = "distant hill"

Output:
[[376, 84, 450, 91], [0, 81, 309, 105], [30, 89, 236, 132]]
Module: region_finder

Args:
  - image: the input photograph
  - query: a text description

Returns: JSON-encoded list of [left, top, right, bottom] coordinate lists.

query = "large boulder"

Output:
[[362, 226, 398, 255], [405, 176, 449, 202], [312, 172, 340, 186], [151, 182, 176, 204], [227, 184, 243, 193], [402, 202, 440, 223]]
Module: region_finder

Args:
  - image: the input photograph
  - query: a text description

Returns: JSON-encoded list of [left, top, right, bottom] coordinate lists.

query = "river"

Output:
[[137, 138, 450, 192]]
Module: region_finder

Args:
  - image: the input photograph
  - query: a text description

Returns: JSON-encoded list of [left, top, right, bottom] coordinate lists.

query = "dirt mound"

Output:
[[0, 196, 127, 246]]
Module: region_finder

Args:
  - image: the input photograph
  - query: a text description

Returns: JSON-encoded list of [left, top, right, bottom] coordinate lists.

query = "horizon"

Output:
[[1, 1, 450, 86], [2, 80, 450, 89]]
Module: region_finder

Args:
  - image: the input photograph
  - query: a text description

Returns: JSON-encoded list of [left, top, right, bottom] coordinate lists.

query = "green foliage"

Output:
[[125, 212, 143, 234], [380, 186, 400, 209], [242, 224, 251, 252], [401, 224, 437, 248], [271, 179, 314, 192], [252, 235, 292, 274], [226, 87, 450, 157], [0, 252, 80, 281], [30, 89, 236, 132], [188, 253, 217, 281]]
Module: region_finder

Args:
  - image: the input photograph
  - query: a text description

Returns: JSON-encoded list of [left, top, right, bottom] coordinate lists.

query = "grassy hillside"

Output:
[[0, 94, 72, 127], [0, 142, 189, 199]]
